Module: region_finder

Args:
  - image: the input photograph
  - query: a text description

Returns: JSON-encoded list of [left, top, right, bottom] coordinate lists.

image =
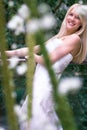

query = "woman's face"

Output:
[[66, 8, 82, 34]]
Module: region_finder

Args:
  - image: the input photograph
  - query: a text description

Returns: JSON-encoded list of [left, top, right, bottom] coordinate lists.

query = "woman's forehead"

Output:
[[70, 8, 78, 14]]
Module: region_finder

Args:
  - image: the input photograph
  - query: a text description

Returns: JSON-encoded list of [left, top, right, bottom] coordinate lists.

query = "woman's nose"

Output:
[[70, 16, 75, 21]]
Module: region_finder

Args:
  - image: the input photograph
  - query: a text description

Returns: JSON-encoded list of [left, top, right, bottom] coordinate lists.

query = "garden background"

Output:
[[0, 0, 87, 130]]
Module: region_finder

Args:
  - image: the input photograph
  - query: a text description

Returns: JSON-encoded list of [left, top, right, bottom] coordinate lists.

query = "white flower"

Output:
[[58, 77, 82, 95], [38, 3, 50, 14], [26, 14, 57, 34], [18, 4, 30, 20], [12, 92, 17, 98], [16, 63, 27, 75], [79, 0, 83, 4], [11, 43, 17, 49], [59, 3, 68, 11], [40, 13, 57, 30], [8, 56, 19, 69], [26, 19, 40, 33], [7, 15, 25, 35], [8, 1, 14, 7], [0, 127, 5, 130]]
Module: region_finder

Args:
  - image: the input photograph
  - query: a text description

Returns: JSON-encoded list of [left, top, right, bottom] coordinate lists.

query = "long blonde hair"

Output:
[[56, 3, 87, 64]]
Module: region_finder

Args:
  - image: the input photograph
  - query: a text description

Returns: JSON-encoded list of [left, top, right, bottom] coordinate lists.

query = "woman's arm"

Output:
[[34, 34, 81, 65], [5, 47, 28, 57], [34, 45, 40, 54], [34, 54, 44, 65], [5, 45, 40, 58]]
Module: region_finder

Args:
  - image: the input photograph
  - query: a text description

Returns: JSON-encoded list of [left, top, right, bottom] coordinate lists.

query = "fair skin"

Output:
[[34, 34, 81, 65], [65, 8, 82, 34], [34, 8, 81, 65], [6, 8, 81, 65]]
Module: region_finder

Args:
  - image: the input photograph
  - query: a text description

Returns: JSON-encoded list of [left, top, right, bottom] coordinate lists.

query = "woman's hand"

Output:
[[34, 54, 44, 65], [5, 47, 28, 57], [5, 45, 40, 58]]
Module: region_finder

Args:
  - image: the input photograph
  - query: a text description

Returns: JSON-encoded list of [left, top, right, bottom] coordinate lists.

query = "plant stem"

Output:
[[26, 33, 35, 119], [0, 1, 19, 130]]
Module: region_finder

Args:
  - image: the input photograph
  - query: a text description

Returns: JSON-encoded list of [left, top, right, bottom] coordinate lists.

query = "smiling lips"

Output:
[[68, 22, 75, 26]]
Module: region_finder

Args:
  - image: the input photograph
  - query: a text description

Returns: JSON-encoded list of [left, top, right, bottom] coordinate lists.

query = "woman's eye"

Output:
[[69, 13, 73, 16], [75, 16, 80, 20]]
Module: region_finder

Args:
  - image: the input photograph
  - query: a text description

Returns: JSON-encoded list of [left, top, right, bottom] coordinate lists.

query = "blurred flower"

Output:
[[58, 77, 82, 95], [79, 0, 83, 4], [18, 4, 30, 20], [8, 0, 14, 7], [60, 3, 68, 11], [12, 92, 17, 98], [7, 15, 25, 35], [7, 3, 56, 35], [8, 56, 19, 69], [26, 18, 40, 33], [38, 3, 51, 14], [11, 43, 17, 49], [40, 13, 57, 30], [7, 4, 30, 35], [26, 13, 56, 33], [0, 127, 5, 130], [16, 63, 27, 75]]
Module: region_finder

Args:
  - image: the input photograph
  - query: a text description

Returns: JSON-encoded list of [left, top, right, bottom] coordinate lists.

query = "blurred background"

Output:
[[0, 0, 87, 130]]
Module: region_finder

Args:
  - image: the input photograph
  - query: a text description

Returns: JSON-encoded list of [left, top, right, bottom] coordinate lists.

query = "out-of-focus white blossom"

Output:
[[8, 1, 14, 7], [26, 14, 56, 33], [7, 3, 56, 35], [38, 3, 51, 14], [11, 43, 17, 49], [16, 63, 27, 75], [40, 13, 57, 30], [18, 4, 30, 20], [7, 4, 30, 35], [12, 92, 17, 98], [8, 56, 19, 69], [74, 72, 80, 76], [7, 15, 25, 35], [26, 19, 40, 33], [60, 3, 68, 11], [0, 127, 5, 130], [58, 77, 82, 95], [79, 0, 83, 4]]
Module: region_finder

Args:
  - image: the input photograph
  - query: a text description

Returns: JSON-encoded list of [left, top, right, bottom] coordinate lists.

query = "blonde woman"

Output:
[[6, 3, 87, 130]]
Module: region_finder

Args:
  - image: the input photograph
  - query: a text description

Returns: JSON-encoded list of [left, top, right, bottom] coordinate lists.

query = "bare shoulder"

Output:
[[67, 33, 80, 41], [62, 34, 81, 47], [68, 34, 81, 56], [61, 34, 81, 57], [70, 34, 81, 43]]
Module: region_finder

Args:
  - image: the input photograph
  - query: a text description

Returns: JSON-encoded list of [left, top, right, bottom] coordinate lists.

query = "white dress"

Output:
[[20, 38, 73, 130]]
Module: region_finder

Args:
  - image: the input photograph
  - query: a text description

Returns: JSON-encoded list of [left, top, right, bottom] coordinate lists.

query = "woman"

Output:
[[6, 3, 87, 130]]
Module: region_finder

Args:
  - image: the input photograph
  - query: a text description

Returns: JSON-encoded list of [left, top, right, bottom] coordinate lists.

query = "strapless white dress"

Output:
[[20, 38, 73, 130]]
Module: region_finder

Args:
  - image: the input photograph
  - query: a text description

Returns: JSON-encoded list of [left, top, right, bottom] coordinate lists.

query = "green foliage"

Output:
[[0, 1, 19, 130], [62, 64, 87, 130], [0, 0, 87, 130], [4, 0, 25, 49]]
